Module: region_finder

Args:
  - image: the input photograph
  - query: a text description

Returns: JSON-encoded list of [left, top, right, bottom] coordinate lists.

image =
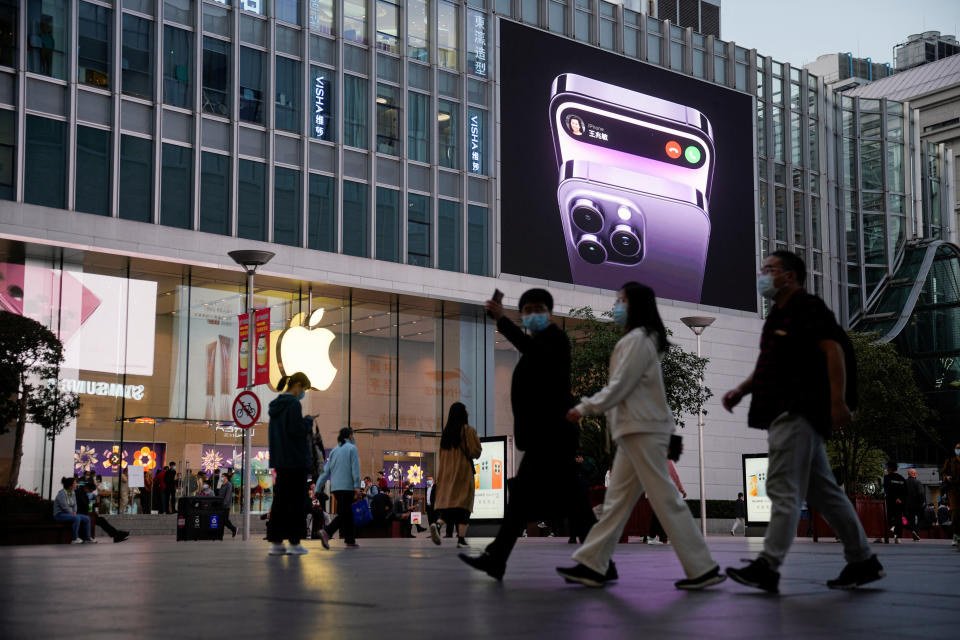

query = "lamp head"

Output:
[[228, 250, 275, 273], [680, 316, 716, 335]]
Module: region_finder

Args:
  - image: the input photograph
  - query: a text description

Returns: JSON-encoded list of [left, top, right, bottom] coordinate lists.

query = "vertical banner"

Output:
[[253, 308, 271, 385], [237, 312, 250, 389]]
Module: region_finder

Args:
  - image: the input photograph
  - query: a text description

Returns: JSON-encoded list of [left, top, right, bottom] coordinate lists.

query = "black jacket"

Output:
[[883, 472, 907, 503], [905, 476, 925, 508], [497, 317, 576, 455], [370, 492, 393, 523], [268, 393, 312, 470], [734, 498, 746, 519]]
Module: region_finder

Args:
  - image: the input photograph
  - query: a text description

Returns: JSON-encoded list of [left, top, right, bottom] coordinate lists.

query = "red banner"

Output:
[[253, 308, 271, 386], [237, 313, 250, 389]]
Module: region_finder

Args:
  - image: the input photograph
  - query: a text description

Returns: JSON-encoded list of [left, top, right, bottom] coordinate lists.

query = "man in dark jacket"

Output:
[[371, 487, 394, 524], [77, 481, 129, 543], [904, 468, 925, 541], [460, 288, 596, 580], [731, 493, 746, 536], [218, 471, 238, 537], [879, 462, 907, 544], [164, 462, 178, 514]]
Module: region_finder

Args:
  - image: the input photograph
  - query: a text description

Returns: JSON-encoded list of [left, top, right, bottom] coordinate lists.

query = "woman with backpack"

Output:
[[430, 402, 483, 548]]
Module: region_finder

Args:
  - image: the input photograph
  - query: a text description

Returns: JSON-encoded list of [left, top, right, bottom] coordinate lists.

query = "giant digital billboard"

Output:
[[499, 21, 757, 312]]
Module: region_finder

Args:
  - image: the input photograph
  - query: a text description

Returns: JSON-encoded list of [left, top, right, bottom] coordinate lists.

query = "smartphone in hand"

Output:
[[487, 289, 504, 318]]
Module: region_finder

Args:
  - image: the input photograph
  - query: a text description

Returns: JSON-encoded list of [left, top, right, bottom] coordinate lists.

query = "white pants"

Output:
[[572, 432, 716, 578], [731, 517, 745, 533]]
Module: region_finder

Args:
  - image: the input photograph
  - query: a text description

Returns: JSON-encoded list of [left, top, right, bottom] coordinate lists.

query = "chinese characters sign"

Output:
[[468, 108, 485, 174], [468, 10, 487, 77], [312, 74, 328, 139], [237, 309, 270, 388]]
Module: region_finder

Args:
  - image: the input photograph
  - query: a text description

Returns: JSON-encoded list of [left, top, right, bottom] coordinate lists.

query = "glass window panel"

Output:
[[237, 159, 267, 240], [888, 194, 905, 214], [735, 63, 747, 91], [600, 19, 615, 50], [575, 10, 591, 42], [309, 66, 335, 141], [308, 172, 336, 252], [438, 99, 459, 170], [714, 54, 726, 84], [408, 0, 428, 61], [119, 135, 153, 223], [438, 1, 458, 70], [790, 82, 801, 110], [772, 106, 784, 161], [792, 190, 805, 246], [27, 0, 68, 79], [860, 140, 883, 191], [342, 179, 370, 257], [349, 300, 395, 430], [407, 192, 431, 267], [774, 186, 786, 241], [376, 0, 399, 54], [438, 199, 461, 271], [273, 166, 301, 246], [375, 186, 400, 262], [276, 0, 300, 24], [203, 37, 231, 117], [887, 142, 904, 192], [521, 0, 537, 23], [122, 13, 154, 99], [863, 213, 886, 264], [623, 26, 638, 58], [376, 83, 401, 155], [467, 9, 488, 77], [24, 116, 65, 208], [408, 92, 430, 163], [275, 56, 301, 132], [693, 49, 705, 78], [160, 143, 192, 229], [238, 0, 267, 17], [467, 106, 487, 175], [75, 126, 111, 216], [0, 0, 17, 68], [309, 0, 335, 36], [78, 2, 112, 88], [467, 204, 488, 276], [199, 151, 230, 235], [670, 40, 683, 71], [344, 0, 366, 45], [203, 2, 231, 36], [549, 2, 566, 34], [647, 34, 660, 64], [889, 215, 905, 258], [887, 112, 903, 142], [343, 75, 369, 149], [860, 111, 881, 138], [790, 112, 801, 166], [163, 26, 192, 108], [239, 47, 266, 124], [164, 0, 192, 25], [496, 0, 512, 17]]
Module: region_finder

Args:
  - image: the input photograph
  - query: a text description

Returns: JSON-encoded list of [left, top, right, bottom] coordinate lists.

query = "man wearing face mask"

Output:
[[459, 288, 596, 580], [724, 251, 884, 593]]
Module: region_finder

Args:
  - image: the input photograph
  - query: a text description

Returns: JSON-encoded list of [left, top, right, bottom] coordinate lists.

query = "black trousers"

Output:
[[886, 501, 903, 538], [648, 513, 667, 542], [325, 490, 357, 544], [87, 514, 118, 538], [905, 506, 924, 534], [166, 489, 177, 514], [269, 468, 308, 544]]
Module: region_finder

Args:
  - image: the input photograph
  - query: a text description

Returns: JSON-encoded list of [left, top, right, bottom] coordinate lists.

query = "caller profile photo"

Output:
[[567, 115, 584, 136]]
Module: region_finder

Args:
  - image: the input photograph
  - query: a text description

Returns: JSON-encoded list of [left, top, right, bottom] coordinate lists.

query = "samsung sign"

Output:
[[313, 75, 328, 139]]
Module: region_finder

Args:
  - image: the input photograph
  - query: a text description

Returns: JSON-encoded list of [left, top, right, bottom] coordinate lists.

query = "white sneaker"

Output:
[[70, 538, 84, 545], [287, 544, 309, 555], [646, 538, 663, 545], [82, 538, 98, 544], [268, 543, 288, 556]]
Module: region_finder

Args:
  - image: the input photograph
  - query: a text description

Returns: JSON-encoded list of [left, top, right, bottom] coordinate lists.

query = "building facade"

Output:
[[0, 0, 952, 512], [894, 31, 960, 73]]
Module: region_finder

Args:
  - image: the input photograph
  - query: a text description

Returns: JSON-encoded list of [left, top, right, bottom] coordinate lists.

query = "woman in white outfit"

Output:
[[556, 282, 726, 590]]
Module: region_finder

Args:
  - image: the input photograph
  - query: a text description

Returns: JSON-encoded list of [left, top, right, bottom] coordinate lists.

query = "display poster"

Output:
[[253, 308, 271, 386], [237, 312, 250, 389], [743, 455, 771, 524], [471, 437, 506, 520], [383, 460, 426, 489], [74, 440, 167, 478], [128, 465, 145, 488]]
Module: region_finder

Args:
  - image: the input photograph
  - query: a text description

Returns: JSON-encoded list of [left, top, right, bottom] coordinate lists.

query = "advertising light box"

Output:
[[743, 454, 771, 525], [472, 437, 507, 521], [499, 21, 757, 312]]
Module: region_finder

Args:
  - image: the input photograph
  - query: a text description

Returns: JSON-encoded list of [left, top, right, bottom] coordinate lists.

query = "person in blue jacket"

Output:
[[267, 372, 314, 556], [316, 427, 362, 549]]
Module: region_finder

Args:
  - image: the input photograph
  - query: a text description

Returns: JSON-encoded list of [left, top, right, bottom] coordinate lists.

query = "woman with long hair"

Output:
[[316, 426, 362, 549], [557, 282, 726, 590], [430, 402, 482, 548]]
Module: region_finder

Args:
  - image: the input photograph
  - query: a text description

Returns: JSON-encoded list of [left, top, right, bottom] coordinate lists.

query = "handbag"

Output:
[[352, 499, 373, 527], [667, 434, 683, 462]]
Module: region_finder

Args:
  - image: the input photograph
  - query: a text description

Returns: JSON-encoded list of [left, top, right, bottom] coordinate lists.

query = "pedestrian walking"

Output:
[[731, 492, 746, 536], [556, 282, 725, 590], [430, 402, 482, 549], [316, 427, 362, 549], [904, 468, 925, 542], [266, 372, 316, 556], [941, 443, 960, 546], [460, 288, 596, 580], [878, 462, 906, 544], [218, 470, 238, 537], [723, 250, 883, 592]]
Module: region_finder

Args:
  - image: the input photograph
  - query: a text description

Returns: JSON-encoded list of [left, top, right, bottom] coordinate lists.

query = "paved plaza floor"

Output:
[[1, 534, 957, 639]]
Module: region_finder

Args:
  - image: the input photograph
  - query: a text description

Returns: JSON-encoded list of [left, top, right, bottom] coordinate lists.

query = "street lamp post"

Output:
[[680, 315, 715, 537], [228, 250, 274, 542]]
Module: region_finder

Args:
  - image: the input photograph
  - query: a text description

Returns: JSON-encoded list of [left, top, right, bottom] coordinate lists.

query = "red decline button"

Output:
[[665, 140, 682, 159]]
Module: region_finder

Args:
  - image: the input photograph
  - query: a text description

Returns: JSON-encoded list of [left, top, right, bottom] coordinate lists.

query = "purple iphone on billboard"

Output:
[[549, 73, 716, 302]]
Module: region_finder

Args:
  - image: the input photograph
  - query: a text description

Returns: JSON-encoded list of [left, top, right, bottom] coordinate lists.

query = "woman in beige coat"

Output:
[[430, 403, 482, 548]]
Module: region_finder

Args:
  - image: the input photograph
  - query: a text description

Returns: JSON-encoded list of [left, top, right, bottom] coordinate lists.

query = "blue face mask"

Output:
[[757, 274, 779, 299], [521, 312, 550, 333], [297, 391, 306, 400], [612, 302, 628, 326]]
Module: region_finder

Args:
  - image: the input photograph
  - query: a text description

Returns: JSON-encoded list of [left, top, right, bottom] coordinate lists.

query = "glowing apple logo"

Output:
[[268, 308, 338, 391]]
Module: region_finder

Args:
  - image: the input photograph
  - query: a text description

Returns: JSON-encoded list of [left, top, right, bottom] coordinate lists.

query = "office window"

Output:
[[408, 92, 430, 162], [275, 56, 301, 132], [24, 116, 66, 209], [0, 110, 15, 200], [408, 0, 428, 62], [521, 0, 537, 24], [438, 100, 459, 169], [119, 135, 153, 223], [376, 186, 400, 262], [160, 143, 193, 229], [164, 26, 192, 108], [308, 173, 336, 252], [165, 0, 192, 25], [239, 47, 266, 124], [75, 126, 111, 215], [467, 9, 488, 77], [78, 2, 111, 88], [496, 0, 513, 17], [0, 0, 17, 68], [27, 0, 68, 79], [309, 66, 335, 141], [343, 75, 368, 148], [344, 0, 366, 45], [549, 1, 566, 35], [376, 83, 401, 155], [309, 0, 334, 36], [376, 0, 399, 54], [238, 159, 267, 241], [342, 180, 370, 258], [122, 13, 154, 99], [200, 151, 230, 235], [574, 1, 591, 43], [274, 166, 301, 246], [438, 199, 461, 271], [468, 204, 488, 276], [646, 18, 661, 65], [276, 0, 300, 25], [467, 107, 486, 175], [438, 1, 458, 70], [203, 37, 230, 116], [407, 193, 431, 267]]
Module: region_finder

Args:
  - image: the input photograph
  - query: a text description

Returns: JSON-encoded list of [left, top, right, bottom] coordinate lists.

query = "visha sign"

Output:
[[58, 379, 145, 400]]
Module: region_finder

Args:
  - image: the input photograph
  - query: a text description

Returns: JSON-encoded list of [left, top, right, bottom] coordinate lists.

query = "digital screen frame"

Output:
[[470, 436, 507, 522], [742, 453, 771, 525]]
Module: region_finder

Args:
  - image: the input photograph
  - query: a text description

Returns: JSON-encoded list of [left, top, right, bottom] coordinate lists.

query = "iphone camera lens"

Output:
[[576, 235, 607, 265], [610, 225, 641, 257], [571, 199, 604, 234]]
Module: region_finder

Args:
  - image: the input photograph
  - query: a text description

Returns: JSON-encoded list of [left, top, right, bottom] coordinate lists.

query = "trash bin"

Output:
[[176, 497, 228, 541]]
